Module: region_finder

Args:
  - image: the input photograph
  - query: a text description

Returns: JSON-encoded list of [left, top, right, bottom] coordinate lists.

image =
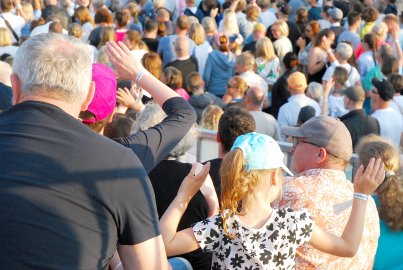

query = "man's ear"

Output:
[[10, 74, 22, 105], [316, 147, 328, 164], [80, 81, 95, 112]]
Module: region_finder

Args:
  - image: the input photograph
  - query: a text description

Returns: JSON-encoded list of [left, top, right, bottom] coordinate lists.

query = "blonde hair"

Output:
[[74, 6, 95, 26], [221, 9, 239, 36], [0, 27, 12, 46], [356, 135, 403, 231], [68, 23, 83, 38], [228, 76, 248, 96], [199, 105, 224, 130], [98, 26, 115, 48], [246, 4, 259, 22], [220, 149, 277, 238], [189, 23, 206, 45], [256, 37, 276, 61], [272, 19, 289, 37]]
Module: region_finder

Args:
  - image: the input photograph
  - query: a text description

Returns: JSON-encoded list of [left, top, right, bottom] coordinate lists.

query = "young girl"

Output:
[[356, 135, 403, 270], [160, 132, 385, 269]]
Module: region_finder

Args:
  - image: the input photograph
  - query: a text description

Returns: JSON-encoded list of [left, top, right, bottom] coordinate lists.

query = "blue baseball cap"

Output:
[[231, 132, 293, 176]]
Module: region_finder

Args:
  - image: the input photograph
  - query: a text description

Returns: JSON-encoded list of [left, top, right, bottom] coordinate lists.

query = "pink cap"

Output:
[[83, 64, 117, 125]]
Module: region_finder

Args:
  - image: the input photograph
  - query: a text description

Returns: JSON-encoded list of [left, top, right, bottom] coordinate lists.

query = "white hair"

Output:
[[12, 33, 92, 104], [132, 102, 196, 157]]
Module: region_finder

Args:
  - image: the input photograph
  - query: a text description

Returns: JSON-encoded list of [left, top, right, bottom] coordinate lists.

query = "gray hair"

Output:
[[307, 82, 323, 103], [13, 33, 92, 104], [131, 102, 196, 157], [336, 42, 353, 60]]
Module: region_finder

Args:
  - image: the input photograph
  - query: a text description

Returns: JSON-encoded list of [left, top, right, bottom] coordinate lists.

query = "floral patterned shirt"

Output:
[[275, 169, 380, 270], [192, 208, 313, 270]]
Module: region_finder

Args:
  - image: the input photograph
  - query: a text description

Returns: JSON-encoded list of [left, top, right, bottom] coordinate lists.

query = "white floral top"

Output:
[[192, 208, 313, 270]]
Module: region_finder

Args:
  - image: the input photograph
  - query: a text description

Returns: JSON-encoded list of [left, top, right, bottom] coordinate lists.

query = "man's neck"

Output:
[[144, 32, 157, 39], [19, 95, 81, 118]]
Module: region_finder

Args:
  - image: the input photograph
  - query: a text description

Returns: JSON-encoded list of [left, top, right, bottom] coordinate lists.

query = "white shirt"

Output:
[[328, 94, 348, 117], [322, 62, 361, 86], [0, 45, 19, 57], [249, 111, 281, 140], [0, 11, 25, 43], [278, 94, 321, 129], [259, 9, 276, 29], [390, 96, 403, 114], [357, 51, 376, 78], [372, 107, 403, 148], [30, 21, 68, 37], [239, 71, 268, 96]]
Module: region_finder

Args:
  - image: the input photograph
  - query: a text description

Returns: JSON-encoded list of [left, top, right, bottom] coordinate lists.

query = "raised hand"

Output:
[[177, 163, 211, 202], [105, 41, 145, 80], [353, 158, 385, 195]]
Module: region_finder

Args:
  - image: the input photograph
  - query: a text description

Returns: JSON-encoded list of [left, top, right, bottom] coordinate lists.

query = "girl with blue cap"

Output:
[[160, 132, 385, 269]]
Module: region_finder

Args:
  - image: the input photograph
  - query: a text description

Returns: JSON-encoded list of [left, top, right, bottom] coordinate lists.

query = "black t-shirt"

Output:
[[149, 160, 212, 270], [166, 57, 198, 89], [0, 101, 160, 269]]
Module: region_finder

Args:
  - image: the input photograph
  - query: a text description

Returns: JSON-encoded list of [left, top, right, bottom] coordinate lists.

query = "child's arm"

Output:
[[199, 173, 220, 217], [160, 163, 211, 256], [309, 158, 385, 257]]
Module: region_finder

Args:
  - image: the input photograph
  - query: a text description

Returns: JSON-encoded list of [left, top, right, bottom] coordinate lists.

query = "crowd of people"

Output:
[[0, 0, 403, 269]]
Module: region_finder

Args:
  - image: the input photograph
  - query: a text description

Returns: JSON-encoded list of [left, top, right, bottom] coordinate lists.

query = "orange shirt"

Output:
[[275, 169, 380, 270]]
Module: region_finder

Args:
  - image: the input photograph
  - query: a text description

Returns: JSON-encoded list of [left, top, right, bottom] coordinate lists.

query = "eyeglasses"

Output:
[[291, 137, 317, 148]]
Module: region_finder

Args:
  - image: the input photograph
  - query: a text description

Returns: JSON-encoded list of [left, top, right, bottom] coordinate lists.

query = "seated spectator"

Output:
[[73, 6, 94, 42], [184, 0, 204, 23], [160, 131, 385, 269], [236, 51, 268, 107], [166, 36, 198, 89], [306, 82, 323, 104], [339, 85, 380, 149], [199, 105, 224, 131], [338, 11, 361, 50], [104, 113, 134, 139], [201, 16, 217, 45], [278, 71, 320, 129], [388, 73, 403, 114], [371, 78, 403, 148], [142, 19, 159, 53], [242, 23, 266, 55], [187, 72, 224, 123], [157, 15, 196, 67], [322, 42, 361, 87], [87, 8, 113, 48], [189, 22, 212, 76], [297, 105, 316, 126], [162, 66, 190, 101], [238, 4, 259, 41], [278, 116, 382, 270], [222, 75, 248, 106], [114, 9, 130, 42], [270, 20, 293, 73], [322, 67, 349, 117], [123, 30, 148, 62], [133, 102, 215, 270], [255, 37, 280, 89], [271, 52, 298, 118], [203, 34, 236, 97], [244, 86, 281, 140], [358, 33, 378, 78], [360, 7, 379, 40], [356, 135, 403, 270]]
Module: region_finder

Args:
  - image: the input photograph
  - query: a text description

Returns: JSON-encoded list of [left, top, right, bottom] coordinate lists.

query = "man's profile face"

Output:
[[291, 139, 319, 174]]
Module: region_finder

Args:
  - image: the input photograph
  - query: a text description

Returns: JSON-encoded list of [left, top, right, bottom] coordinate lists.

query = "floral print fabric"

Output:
[[192, 208, 313, 270], [276, 169, 380, 270]]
